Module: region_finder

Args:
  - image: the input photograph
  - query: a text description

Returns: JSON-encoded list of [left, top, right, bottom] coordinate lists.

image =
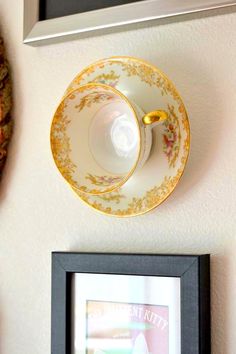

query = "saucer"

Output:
[[64, 56, 190, 217]]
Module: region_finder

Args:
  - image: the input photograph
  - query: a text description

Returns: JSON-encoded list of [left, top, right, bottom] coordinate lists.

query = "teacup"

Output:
[[51, 83, 168, 195]]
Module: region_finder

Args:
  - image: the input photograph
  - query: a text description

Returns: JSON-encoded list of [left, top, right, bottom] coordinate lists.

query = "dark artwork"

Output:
[[39, 0, 145, 20]]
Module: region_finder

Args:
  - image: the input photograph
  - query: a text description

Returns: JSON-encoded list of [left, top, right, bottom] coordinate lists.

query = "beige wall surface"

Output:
[[1, 1, 236, 353]]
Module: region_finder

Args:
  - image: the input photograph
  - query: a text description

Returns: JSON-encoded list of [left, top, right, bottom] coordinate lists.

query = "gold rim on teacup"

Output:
[[50, 82, 168, 196]]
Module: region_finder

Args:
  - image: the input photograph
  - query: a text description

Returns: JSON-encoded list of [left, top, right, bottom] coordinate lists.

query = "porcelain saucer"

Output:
[[65, 56, 190, 217]]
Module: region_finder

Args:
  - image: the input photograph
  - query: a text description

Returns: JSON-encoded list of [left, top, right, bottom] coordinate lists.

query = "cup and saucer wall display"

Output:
[[50, 56, 190, 217]]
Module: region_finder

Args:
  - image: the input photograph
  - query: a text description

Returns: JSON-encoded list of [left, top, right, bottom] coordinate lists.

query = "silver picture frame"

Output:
[[24, 0, 236, 46]]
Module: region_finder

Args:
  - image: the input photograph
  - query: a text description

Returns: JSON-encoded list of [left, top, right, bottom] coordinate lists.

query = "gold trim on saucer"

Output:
[[65, 56, 190, 217]]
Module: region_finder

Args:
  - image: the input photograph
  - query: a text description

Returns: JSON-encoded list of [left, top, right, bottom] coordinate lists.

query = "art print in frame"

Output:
[[24, 0, 236, 46], [72, 273, 180, 354], [51, 252, 210, 354], [86, 300, 169, 354]]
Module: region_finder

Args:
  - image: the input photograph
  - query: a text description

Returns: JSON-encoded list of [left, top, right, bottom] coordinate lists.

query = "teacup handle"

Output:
[[142, 110, 168, 126]]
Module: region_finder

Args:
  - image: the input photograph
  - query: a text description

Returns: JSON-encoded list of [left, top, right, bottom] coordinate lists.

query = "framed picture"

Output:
[[24, 0, 236, 46], [51, 252, 210, 354]]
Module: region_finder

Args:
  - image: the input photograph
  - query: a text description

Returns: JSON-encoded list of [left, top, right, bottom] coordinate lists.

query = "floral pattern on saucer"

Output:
[[63, 56, 190, 217]]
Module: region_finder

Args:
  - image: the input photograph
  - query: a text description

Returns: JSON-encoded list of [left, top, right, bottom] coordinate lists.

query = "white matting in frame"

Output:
[[72, 273, 180, 354]]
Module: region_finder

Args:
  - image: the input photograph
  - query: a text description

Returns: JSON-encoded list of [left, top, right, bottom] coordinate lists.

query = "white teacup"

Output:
[[51, 83, 168, 195]]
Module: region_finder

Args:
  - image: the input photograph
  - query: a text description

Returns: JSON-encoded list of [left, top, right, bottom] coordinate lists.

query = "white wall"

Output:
[[0, 1, 236, 353]]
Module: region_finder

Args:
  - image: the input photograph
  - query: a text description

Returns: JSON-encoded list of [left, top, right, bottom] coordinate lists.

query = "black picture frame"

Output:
[[51, 252, 210, 354]]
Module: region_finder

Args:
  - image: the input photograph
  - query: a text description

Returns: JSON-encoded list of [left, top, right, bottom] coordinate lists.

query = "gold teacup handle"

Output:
[[142, 110, 168, 126]]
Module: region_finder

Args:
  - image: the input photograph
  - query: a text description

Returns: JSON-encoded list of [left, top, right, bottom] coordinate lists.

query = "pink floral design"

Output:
[[86, 174, 122, 187], [162, 106, 181, 168], [93, 70, 120, 88]]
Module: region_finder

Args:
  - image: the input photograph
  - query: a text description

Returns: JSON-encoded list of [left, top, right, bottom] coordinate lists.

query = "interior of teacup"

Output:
[[51, 83, 141, 194]]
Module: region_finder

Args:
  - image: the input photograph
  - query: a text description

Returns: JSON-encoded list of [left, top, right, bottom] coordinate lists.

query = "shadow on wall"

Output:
[[210, 250, 236, 354], [149, 54, 225, 207]]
